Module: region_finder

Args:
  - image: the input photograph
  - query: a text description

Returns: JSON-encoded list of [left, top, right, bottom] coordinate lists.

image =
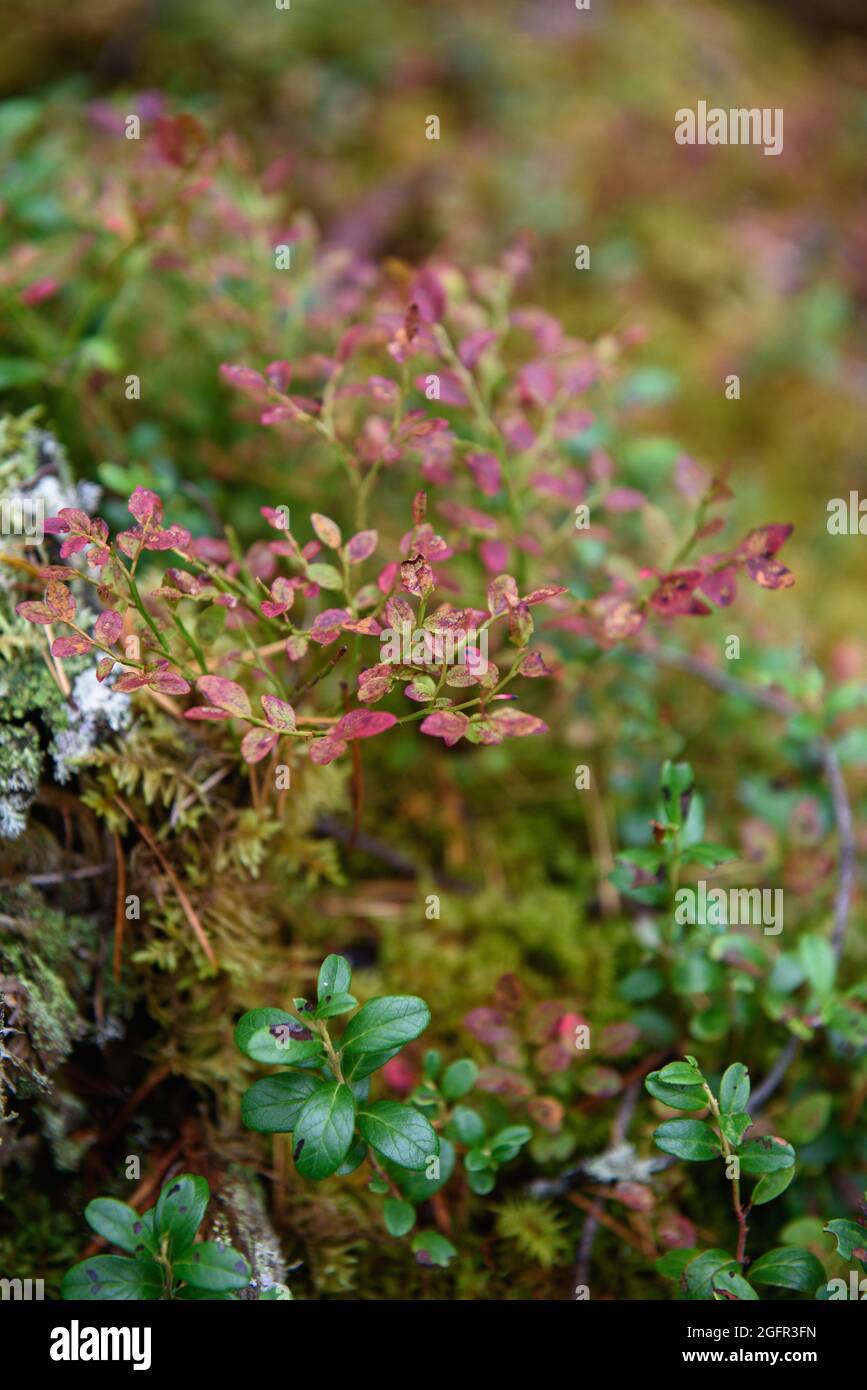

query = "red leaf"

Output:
[[94, 610, 123, 644], [336, 709, 398, 740], [184, 706, 233, 721], [196, 675, 251, 717], [345, 529, 378, 564], [419, 709, 469, 746], [15, 600, 55, 625], [241, 727, 279, 764], [51, 634, 91, 657], [745, 557, 795, 590], [311, 513, 342, 549], [309, 736, 348, 765]]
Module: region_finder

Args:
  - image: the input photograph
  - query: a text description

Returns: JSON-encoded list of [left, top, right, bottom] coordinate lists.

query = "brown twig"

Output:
[[112, 830, 126, 984], [112, 794, 217, 969]]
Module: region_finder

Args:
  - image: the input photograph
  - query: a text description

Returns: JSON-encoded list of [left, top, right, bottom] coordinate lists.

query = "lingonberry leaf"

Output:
[[241, 1073, 322, 1133], [173, 1243, 251, 1293], [292, 1082, 356, 1179], [357, 1101, 439, 1170]]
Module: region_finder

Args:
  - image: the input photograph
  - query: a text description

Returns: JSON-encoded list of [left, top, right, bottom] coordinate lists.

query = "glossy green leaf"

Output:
[[292, 1082, 356, 1179], [383, 1199, 416, 1237], [824, 1219, 867, 1267], [174, 1242, 251, 1292], [441, 1058, 477, 1101], [334, 1138, 368, 1176], [680, 1249, 737, 1300], [340, 996, 431, 1064], [655, 1247, 700, 1280], [645, 1070, 707, 1111], [61, 1255, 163, 1301], [489, 1125, 532, 1162], [445, 1105, 487, 1146], [652, 1119, 721, 1161], [711, 1266, 759, 1300], [737, 1137, 795, 1174], [84, 1198, 157, 1257], [317, 954, 352, 1001], [658, 1060, 703, 1085], [719, 1062, 750, 1114], [787, 1092, 832, 1144], [396, 1137, 456, 1202], [234, 1007, 323, 1066], [748, 1246, 825, 1292], [154, 1174, 209, 1258], [241, 1072, 322, 1133], [719, 1112, 752, 1148], [313, 992, 357, 1020], [751, 1166, 795, 1206], [358, 1101, 439, 1171]]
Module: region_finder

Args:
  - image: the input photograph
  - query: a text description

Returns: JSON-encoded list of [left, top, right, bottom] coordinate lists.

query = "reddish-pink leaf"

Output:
[[745, 556, 794, 589], [345, 529, 378, 564], [114, 672, 148, 692], [336, 709, 398, 741], [400, 554, 433, 598], [419, 709, 470, 746], [241, 727, 279, 764], [52, 634, 91, 657], [128, 486, 163, 526], [487, 574, 519, 616], [309, 736, 348, 765], [261, 695, 296, 731], [94, 610, 123, 644], [490, 707, 548, 738], [96, 657, 115, 682], [737, 523, 793, 558], [699, 568, 737, 607], [466, 451, 502, 496], [15, 600, 54, 625], [149, 669, 191, 695], [196, 675, 251, 717], [184, 706, 233, 721]]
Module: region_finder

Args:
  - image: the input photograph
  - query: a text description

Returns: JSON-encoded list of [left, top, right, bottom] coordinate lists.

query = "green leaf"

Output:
[[441, 1058, 477, 1101], [824, 1219, 867, 1267], [397, 1137, 456, 1202], [751, 1166, 795, 1206], [340, 996, 431, 1080], [174, 1242, 251, 1292], [0, 358, 47, 390], [658, 1060, 703, 1085], [313, 992, 358, 1020], [655, 1248, 700, 1280], [465, 1147, 494, 1172], [659, 759, 694, 829], [798, 934, 836, 998], [61, 1255, 163, 1301], [306, 562, 343, 589], [645, 1071, 707, 1112], [711, 1267, 759, 1300], [683, 842, 738, 869], [618, 967, 664, 1002], [445, 1105, 486, 1146], [154, 1174, 209, 1258], [680, 1249, 737, 1300], [489, 1125, 532, 1162], [748, 1246, 825, 1292], [719, 1062, 751, 1114], [358, 1101, 439, 1171], [234, 1007, 323, 1066], [411, 1231, 457, 1268], [787, 1092, 832, 1144], [335, 1139, 368, 1176], [292, 1082, 356, 1179], [719, 1112, 752, 1148], [423, 1049, 442, 1080], [317, 954, 352, 1001], [467, 1168, 495, 1195], [241, 1072, 322, 1133], [383, 1199, 417, 1237], [737, 1137, 796, 1174], [84, 1198, 157, 1257], [652, 1119, 721, 1161]]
